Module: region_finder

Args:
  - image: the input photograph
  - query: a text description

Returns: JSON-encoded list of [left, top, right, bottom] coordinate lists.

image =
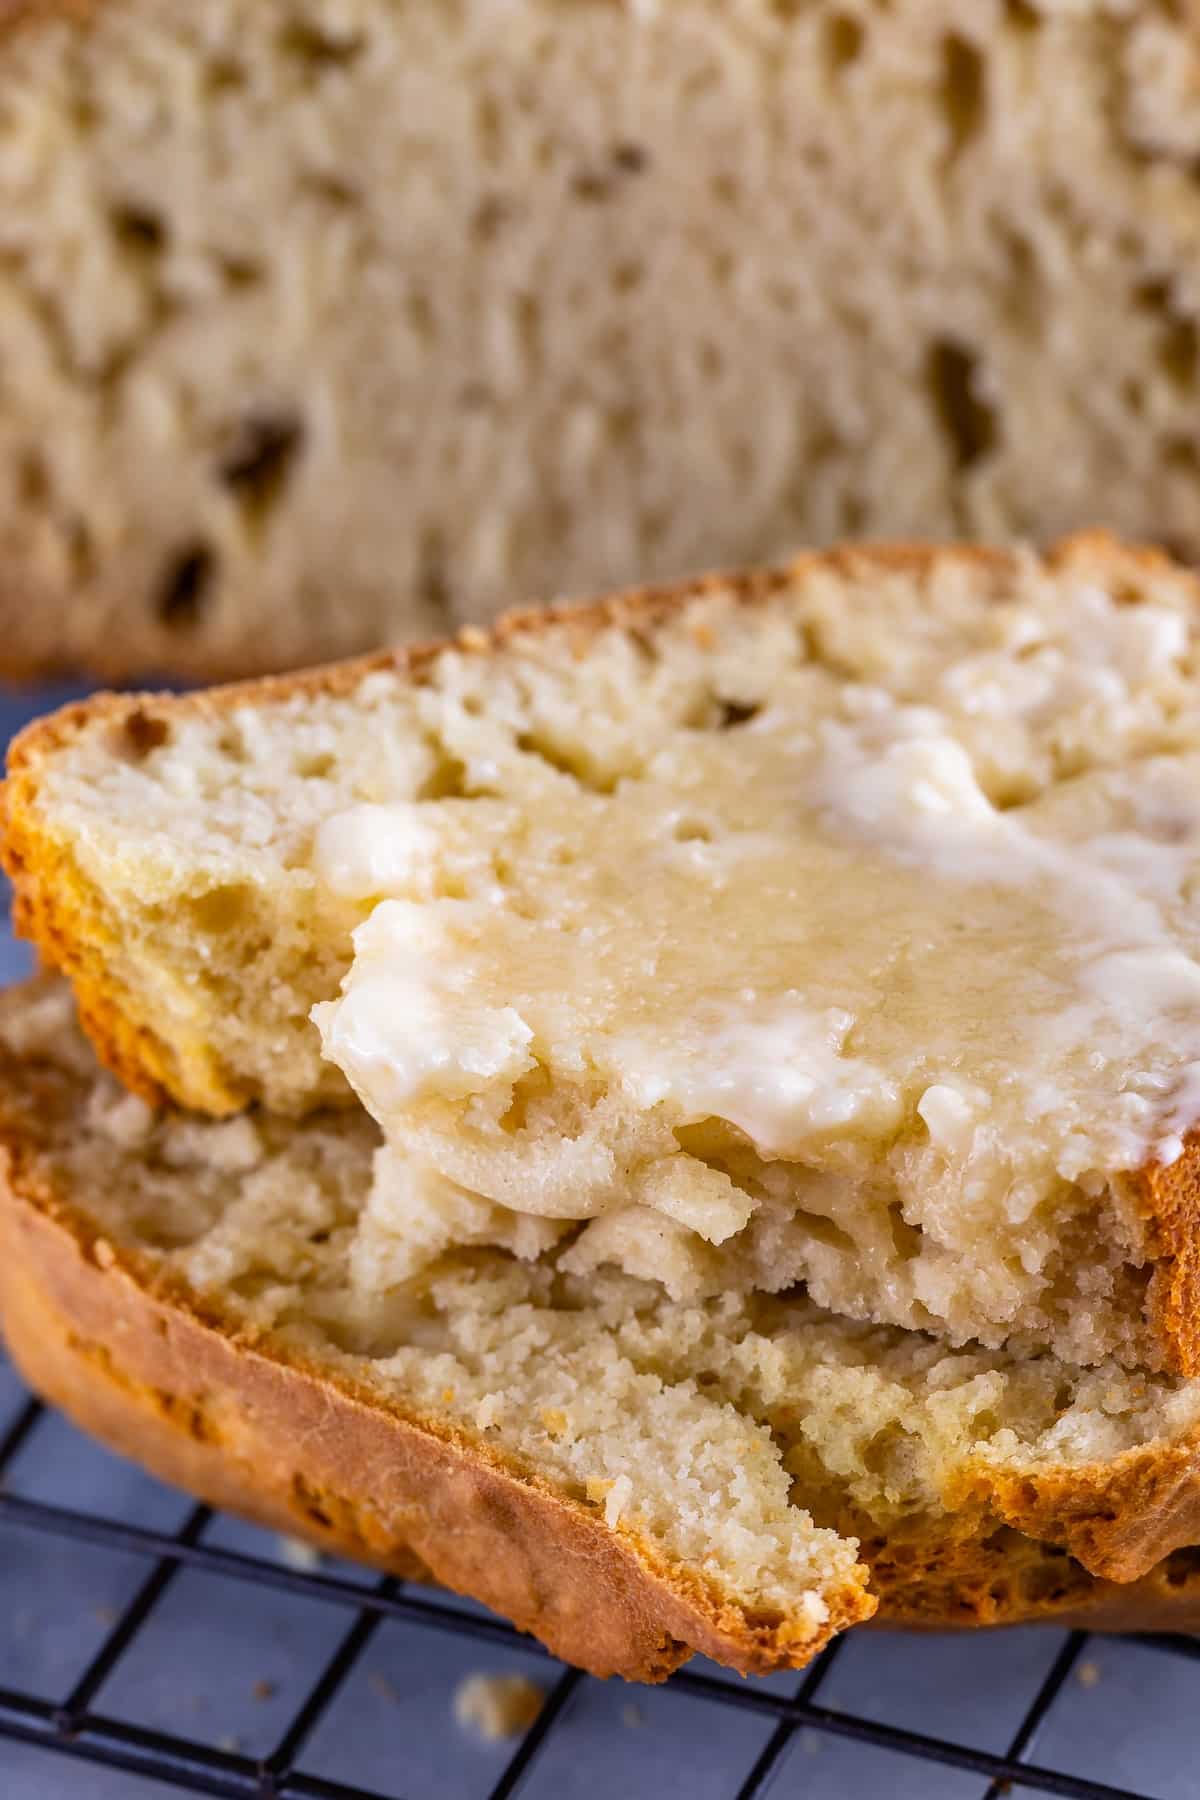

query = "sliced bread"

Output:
[[6, 981, 1200, 1675], [10, 537, 1200, 1371], [6, 2, 1200, 677]]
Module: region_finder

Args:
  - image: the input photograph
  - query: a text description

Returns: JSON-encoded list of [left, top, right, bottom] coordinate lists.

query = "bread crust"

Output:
[[6, 532, 1200, 1374], [3, 981, 1200, 1658], [879, 1549, 1200, 1636], [0, 1127, 873, 1680], [7, 1152, 1200, 1647]]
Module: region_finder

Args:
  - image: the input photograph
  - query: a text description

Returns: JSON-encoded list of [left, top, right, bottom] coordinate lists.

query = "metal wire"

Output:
[[0, 1386, 1188, 1800]]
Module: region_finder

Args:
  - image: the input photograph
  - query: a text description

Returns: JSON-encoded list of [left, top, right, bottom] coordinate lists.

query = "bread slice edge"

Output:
[[8, 1094, 1200, 1649], [6, 532, 1200, 1375], [0, 1073, 877, 1680]]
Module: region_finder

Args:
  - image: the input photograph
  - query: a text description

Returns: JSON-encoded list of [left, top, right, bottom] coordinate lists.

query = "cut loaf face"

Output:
[[7, 0, 1200, 677], [9, 538, 1200, 1371], [7, 980, 1200, 1676]]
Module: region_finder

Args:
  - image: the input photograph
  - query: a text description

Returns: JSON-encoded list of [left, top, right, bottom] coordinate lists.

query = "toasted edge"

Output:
[[0, 1082, 874, 1679], [5, 982, 1200, 1643], [7, 1141, 1200, 1646], [875, 1544, 1200, 1637]]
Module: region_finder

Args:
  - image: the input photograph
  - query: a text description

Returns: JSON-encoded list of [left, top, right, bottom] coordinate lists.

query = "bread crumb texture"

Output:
[[11, 538, 1200, 1370], [5, 2, 1200, 676], [5, 978, 1200, 1653]]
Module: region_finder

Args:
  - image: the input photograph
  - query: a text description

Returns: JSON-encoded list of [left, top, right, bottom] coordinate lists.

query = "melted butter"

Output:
[[316, 717, 1200, 1178], [309, 578, 1200, 1341]]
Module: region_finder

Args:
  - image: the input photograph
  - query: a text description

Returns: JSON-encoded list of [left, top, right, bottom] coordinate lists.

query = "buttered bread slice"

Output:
[[9, 535, 1200, 1369], [8, 980, 1200, 1672]]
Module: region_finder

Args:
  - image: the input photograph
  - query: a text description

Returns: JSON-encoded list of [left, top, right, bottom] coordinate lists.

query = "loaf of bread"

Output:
[[6, 978, 1200, 1676], [6, 1, 1200, 678], [10, 536, 1200, 1372]]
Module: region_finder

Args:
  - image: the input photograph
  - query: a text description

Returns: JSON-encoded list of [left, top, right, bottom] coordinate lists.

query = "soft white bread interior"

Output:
[[5, 982, 1200, 1679], [10, 537, 1200, 1373], [6, 1, 1200, 677]]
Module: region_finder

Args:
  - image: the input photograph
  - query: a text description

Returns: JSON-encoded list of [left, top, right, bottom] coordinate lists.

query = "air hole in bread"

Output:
[[825, 13, 864, 73], [187, 884, 254, 936], [64, 515, 96, 582], [278, 22, 365, 73], [887, 1203, 922, 1263], [219, 416, 304, 529], [717, 698, 762, 729], [926, 338, 998, 470], [612, 261, 644, 295], [294, 751, 336, 780], [1164, 437, 1200, 477], [471, 195, 512, 243], [671, 817, 714, 843], [301, 171, 360, 209], [418, 750, 472, 802], [110, 204, 167, 257], [157, 545, 217, 631], [418, 556, 454, 630], [1005, 0, 1042, 29], [120, 708, 170, 759], [940, 34, 986, 160], [612, 142, 649, 175], [515, 733, 623, 794], [220, 257, 264, 291], [1135, 280, 1198, 391], [859, 1431, 900, 1478], [16, 451, 49, 507], [69, 95, 98, 134], [797, 1212, 858, 1256], [571, 170, 614, 204], [204, 57, 247, 94]]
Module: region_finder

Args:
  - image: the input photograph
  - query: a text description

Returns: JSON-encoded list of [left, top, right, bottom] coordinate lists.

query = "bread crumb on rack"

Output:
[[276, 1535, 322, 1573], [453, 1673, 545, 1742]]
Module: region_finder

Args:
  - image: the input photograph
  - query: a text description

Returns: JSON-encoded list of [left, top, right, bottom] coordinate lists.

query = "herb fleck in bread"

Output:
[[10, 537, 1200, 1373], [7, 1, 1200, 676], [7, 982, 1200, 1675]]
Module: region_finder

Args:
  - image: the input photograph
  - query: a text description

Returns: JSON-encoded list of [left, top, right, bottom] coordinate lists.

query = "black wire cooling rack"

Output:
[[0, 1376, 1194, 1800]]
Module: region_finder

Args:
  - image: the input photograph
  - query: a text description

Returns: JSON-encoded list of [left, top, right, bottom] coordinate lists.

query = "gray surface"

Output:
[[0, 684, 1187, 1799]]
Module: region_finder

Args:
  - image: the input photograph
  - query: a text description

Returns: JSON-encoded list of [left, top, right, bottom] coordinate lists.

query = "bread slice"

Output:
[[10, 535, 1200, 1373], [7, 980, 1200, 1676], [6, 1, 1200, 679]]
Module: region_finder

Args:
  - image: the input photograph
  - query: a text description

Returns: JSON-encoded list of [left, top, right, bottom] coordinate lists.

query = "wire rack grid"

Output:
[[0, 1362, 1197, 1800]]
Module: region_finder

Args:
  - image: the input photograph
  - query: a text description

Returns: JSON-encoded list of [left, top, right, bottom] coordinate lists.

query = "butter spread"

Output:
[[310, 577, 1200, 1359]]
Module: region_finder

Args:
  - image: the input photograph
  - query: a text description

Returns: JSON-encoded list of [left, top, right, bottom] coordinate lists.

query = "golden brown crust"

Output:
[[0, 1117, 872, 1680], [4, 980, 1200, 1651], [875, 1544, 1200, 1636], [961, 1434, 1200, 1584], [7, 531, 1200, 1370], [795, 1413, 1200, 1591], [9, 1180, 1200, 1645]]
